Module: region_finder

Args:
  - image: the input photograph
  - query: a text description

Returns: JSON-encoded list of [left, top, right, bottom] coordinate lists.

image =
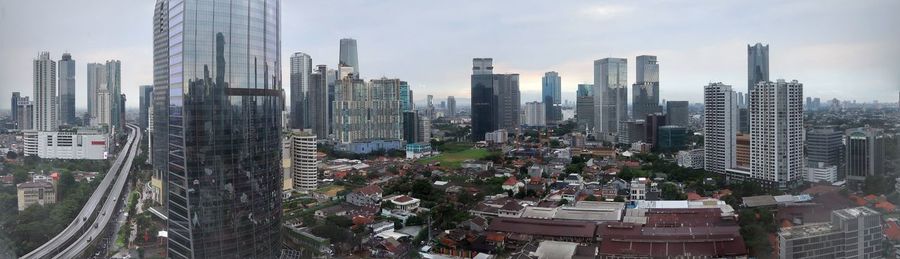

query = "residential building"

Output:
[[105, 60, 122, 133], [58, 53, 76, 125], [34, 52, 58, 132], [290, 130, 318, 192], [333, 77, 402, 145], [736, 133, 751, 168], [16, 97, 34, 130], [845, 127, 885, 190], [593, 58, 627, 136], [339, 38, 359, 76], [290, 52, 312, 129], [677, 149, 704, 169], [576, 84, 594, 131], [470, 58, 519, 141], [386, 195, 420, 212], [485, 129, 508, 144], [524, 101, 546, 127], [11, 92, 20, 126], [23, 129, 108, 159], [665, 101, 689, 127], [17, 180, 56, 211], [750, 80, 804, 190], [417, 114, 431, 143], [139, 85, 152, 129], [777, 207, 883, 259], [158, 0, 284, 257], [703, 83, 738, 175], [87, 63, 105, 124], [309, 65, 329, 139], [347, 185, 383, 207], [95, 90, 111, 128]]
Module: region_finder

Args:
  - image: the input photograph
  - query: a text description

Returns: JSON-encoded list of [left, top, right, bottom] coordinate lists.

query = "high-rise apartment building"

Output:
[[665, 101, 689, 127], [290, 130, 318, 191], [95, 90, 111, 127], [58, 53, 76, 125], [156, 0, 284, 257], [333, 77, 402, 144], [16, 97, 34, 130], [470, 58, 520, 141], [339, 38, 359, 76], [593, 58, 627, 136], [447, 96, 456, 118], [750, 80, 803, 190], [845, 127, 885, 189], [34, 52, 58, 132], [309, 65, 329, 139], [105, 60, 122, 133], [290, 52, 312, 129], [524, 101, 546, 127], [748, 43, 769, 92], [86, 63, 106, 124], [576, 84, 594, 131], [703, 83, 738, 175], [633, 55, 660, 120]]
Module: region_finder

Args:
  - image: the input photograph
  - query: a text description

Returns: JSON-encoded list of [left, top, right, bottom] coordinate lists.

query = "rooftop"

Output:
[[778, 222, 837, 240], [487, 218, 597, 238]]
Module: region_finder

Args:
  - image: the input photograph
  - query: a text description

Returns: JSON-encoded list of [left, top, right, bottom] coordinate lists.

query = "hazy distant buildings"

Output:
[[593, 58, 627, 137], [58, 53, 76, 125], [105, 60, 122, 133], [665, 101, 689, 127], [750, 80, 804, 190], [34, 52, 58, 132], [632, 55, 660, 120], [471, 58, 520, 141], [524, 101, 546, 127], [11, 92, 20, 126], [290, 52, 312, 129], [845, 127, 885, 189], [139, 85, 152, 129], [339, 38, 359, 76], [447, 96, 456, 118], [748, 43, 769, 92], [86, 63, 106, 125], [542, 71, 562, 123], [576, 84, 594, 131], [703, 83, 738, 175]]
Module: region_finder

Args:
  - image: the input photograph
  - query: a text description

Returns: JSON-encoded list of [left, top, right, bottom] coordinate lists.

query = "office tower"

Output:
[[447, 96, 456, 118], [139, 85, 152, 129], [576, 84, 594, 130], [738, 107, 750, 134], [86, 63, 105, 124], [440, 101, 446, 110], [309, 65, 329, 139], [525, 101, 546, 127], [703, 82, 738, 174], [96, 89, 111, 127], [777, 207, 883, 259], [333, 77, 402, 144], [750, 80, 803, 190], [289, 130, 318, 191], [151, 0, 169, 210], [665, 101, 689, 127], [747, 43, 769, 92], [408, 90, 415, 110], [119, 94, 126, 133], [542, 71, 562, 123], [339, 38, 359, 76], [593, 58, 627, 135], [616, 119, 646, 145], [644, 113, 666, 149], [807, 126, 844, 174], [845, 127, 885, 189], [657, 125, 687, 153], [290, 52, 312, 129], [58, 53, 76, 125], [470, 58, 520, 141], [633, 55, 660, 120], [402, 111, 419, 144], [157, 0, 284, 257], [16, 97, 34, 130], [400, 81, 411, 112], [105, 60, 122, 133], [326, 69, 337, 134], [417, 114, 431, 143], [426, 95, 435, 119], [33, 52, 58, 132], [11, 92, 20, 126]]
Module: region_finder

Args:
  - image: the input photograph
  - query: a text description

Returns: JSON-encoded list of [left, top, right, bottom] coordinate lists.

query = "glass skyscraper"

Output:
[[58, 53, 76, 125], [593, 58, 627, 135], [747, 43, 769, 92], [632, 55, 660, 119], [155, 0, 284, 258], [290, 52, 312, 129], [339, 38, 359, 76]]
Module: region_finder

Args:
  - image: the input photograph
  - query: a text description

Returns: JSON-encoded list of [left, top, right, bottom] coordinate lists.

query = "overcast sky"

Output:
[[1, 0, 898, 109]]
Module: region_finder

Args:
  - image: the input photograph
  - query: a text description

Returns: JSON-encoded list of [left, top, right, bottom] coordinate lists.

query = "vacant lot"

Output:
[[419, 148, 494, 168]]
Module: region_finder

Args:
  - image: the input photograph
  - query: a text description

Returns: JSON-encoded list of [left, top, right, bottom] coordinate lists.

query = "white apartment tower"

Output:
[[33, 52, 58, 131], [290, 130, 318, 191], [703, 83, 738, 174], [524, 101, 546, 126], [750, 80, 804, 190]]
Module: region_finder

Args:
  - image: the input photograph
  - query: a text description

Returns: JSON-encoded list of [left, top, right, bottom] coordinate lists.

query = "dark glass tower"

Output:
[[58, 53, 77, 125], [157, 0, 284, 258]]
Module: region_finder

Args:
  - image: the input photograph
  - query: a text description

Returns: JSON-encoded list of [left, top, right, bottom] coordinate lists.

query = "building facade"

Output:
[[747, 43, 769, 92], [845, 127, 885, 189], [542, 71, 562, 123], [34, 52, 58, 132], [24, 130, 108, 159], [576, 84, 594, 131], [290, 52, 312, 129], [17, 180, 56, 211], [157, 0, 284, 257], [524, 101, 546, 127], [703, 83, 738, 175], [290, 130, 318, 191], [447, 96, 456, 118], [750, 80, 803, 190], [632, 55, 660, 120], [333, 77, 402, 145], [778, 207, 883, 259], [58, 53, 77, 126], [470, 58, 519, 141], [807, 126, 844, 177], [593, 58, 627, 136], [105, 60, 122, 133], [139, 85, 152, 129], [16, 97, 34, 130], [309, 65, 329, 139], [87, 63, 106, 124], [339, 38, 359, 76], [665, 101, 689, 127]]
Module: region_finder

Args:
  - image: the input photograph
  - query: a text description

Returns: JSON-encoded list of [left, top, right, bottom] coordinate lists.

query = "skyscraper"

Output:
[[290, 52, 312, 129], [524, 101, 546, 127], [339, 38, 359, 76], [447, 96, 456, 118], [139, 85, 152, 129], [845, 127, 885, 190], [576, 84, 594, 131], [632, 55, 660, 120], [333, 77, 402, 144], [704, 82, 738, 175], [593, 58, 627, 136], [156, 0, 284, 257], [665, 101, 689, 127], [807, 126, 844, 168], [748, 43, 769, 92], [542, 71, 562, 123], [402, 111, 419, 144], [400, 81, 411, 112], [426, 94, 435, 119], [33, 52, 57, 132], [86, 62, 106, 124], [58, 53, 76, 125], [105, 60, 122, 133], [289, 130, 318, 191], [309, 65, 329, 139], [151, 0, 169, 212], [470, 58, 520, 141], [750, 80, 803, 190], [11, 92, 20, 126], [16, 96, 33, 130]]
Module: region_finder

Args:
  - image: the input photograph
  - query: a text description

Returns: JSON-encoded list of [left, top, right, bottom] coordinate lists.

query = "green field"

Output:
[[418, 148, 494, 168]]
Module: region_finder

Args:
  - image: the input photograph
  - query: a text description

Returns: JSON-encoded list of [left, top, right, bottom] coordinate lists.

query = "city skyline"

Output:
[[1, 1, 899, 108]]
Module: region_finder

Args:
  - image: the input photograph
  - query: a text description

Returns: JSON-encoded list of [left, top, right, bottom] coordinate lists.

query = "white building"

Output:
[[24, 130, 108, 160], [750, 80, 804, 190], [806, 162, 838, 184], [95, 89, 112, 127], [290, 130, 318, 191], [677, 149, 704, 169], [33, 52, 58, 132], [524, 101, 546, 127], [629, 177, 650, 201], [703, 83, 738, 175], [485, 129, 508, 144], [386, 195, 420, 212]]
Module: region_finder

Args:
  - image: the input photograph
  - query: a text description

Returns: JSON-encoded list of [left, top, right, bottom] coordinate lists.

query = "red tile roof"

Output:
[[885, 221, 900, 241], [686, 192, 703, 201], [598, 222, 747, 258], [503, 176, 518, 186], [354, 184, 383, 195], [486, 232, 506, 242], [499, 201, 524, 211], [876, 201, 896, 212], [394, 195, 414, 203], [487, 217, 597, 238]]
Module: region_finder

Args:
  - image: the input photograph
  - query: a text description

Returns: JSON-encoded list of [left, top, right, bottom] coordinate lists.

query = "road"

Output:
[[21, 124, 141, 259]]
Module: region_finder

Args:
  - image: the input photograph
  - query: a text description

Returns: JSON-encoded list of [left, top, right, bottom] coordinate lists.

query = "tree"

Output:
[[411, 179, 433, 198], [325, 215, 353, 228], [613, 196, 625, 202], [6, 151, 17, 159], [13, 171, 28, 184], [584, 195, 598, 201], [660, 183, 687, 200]]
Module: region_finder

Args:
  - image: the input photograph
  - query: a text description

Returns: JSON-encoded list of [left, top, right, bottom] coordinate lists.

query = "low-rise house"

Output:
[[347, 184, 383, 207], [498, 201, 525, 218], [461, 216, 489, 232], [16, 179, 56, 211], [386, 195, 420, 212], [461, 160, 493, 171], [502, 176, 523, 193], [315, 204, 350, 218]]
